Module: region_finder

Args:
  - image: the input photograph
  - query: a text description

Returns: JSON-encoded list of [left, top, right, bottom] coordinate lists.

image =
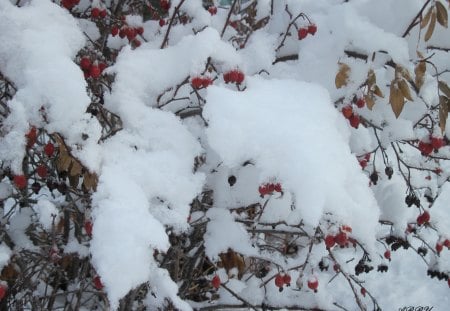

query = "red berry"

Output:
[[91, 7, 100, 18], [274, 183, 282, 192], [298, 27, 308, 40], [201, 77, 212, 88], [26, 127, 38, 147], [191, 77, 203, 89], [360, 287, 366, 297], [267, 183, 275, 193], [0, 284, 7, 300], [342, 105, 353, 119], [333, 263, 340, 272], [85, 221, 93, 237], [359, 159, 368, 169], [274, 274, 284, 288], [422, 211, 430, 223], [119, 27, 127, 38], [236, 71, 245, 84], [431, 137, 444, 149], [61, 0, 75, 9], [384, 250, 391, 260], [307, 276, 318, 292], [136, 26, 144, 35], [14, 175, 27, 190], [307, 24, 317, 35], [283, 274, 291, 285], [208, 6, 217, 15], [356, 98, 365, 108], [325, 235, 336, 249], [93, 275, 104, 290], [126, 28, 136, 41], [211, 275, 221, 289], [444, 239, 450, 248], [159, 19, 166, 27], [132, 39, 141, 48], [89, 65, 101, 79], [335, 232, 348, 247], [44, 142, 55, 157], [258, 185, 268, 196], [418, 141, 433, 156], [436, 243, 443, 254], [111, 26, 119, 36], [80, 57, 91, 71], [99, 9, 107, 18], [448, 278, 450, 288], [223, 72, 231, 83], [160, 0, 170, 11], [349, 114, 360, 129], [341, 225, 352, 233], [229, 70, 239, 83], [98, 62, 107, 73], [417, 211, 430, 225], [364, 153, 371, 161], [36, 165, 48, 179]]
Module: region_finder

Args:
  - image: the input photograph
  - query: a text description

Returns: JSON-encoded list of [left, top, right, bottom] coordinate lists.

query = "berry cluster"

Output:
[[91, 7, 107, 19], [208, 6, 218, 15], [341, 105, 361, 129], [324, 225, 354, 249], [258, 182, 282, 196], [416, 211, 430, 226], [80, 56, 107, 79], [191, 76, 213, 89], [223, 69, 245, 84], [298, 24, 317, 40], [111, 24, 144, 48], [274, 273, 291, 292], [355, 258, 374, 276], [61, 0, 80, 10], [418, 135, 445, 156]]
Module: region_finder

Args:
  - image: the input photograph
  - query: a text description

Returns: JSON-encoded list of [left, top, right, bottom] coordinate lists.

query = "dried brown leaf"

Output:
[[57, 152, 72, 172], [219, 249, 246, 279], [335, 63, 350, 89], [438, 81, 450, 98], [436, 1, 448, 28], [69, 174, 80, 188], [414, 61, 426, 90], [421, 7, 433, 28], [439, 96, 449, 132], [83, 172, 98, 191], [424, 11, 437, 41], [70, 161, 83, 176], [367, 69, 376, 87], [364, 94, 376, 110], [399, 79, 413, 101], [390, 81, 405, 118], [373, 85, 384, 98]]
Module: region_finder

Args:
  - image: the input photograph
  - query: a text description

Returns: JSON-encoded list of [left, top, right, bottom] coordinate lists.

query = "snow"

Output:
[[204, 77, 379, 249], [204, 207, 258, 260], [0, 0, 102, 172], [0, 244, 12, 271], [34, 199, 59, 230], [1, 0, 450, 310]]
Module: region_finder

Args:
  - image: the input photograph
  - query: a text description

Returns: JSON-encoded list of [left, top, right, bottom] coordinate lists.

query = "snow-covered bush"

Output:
[[0, 0, 449, 310]]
